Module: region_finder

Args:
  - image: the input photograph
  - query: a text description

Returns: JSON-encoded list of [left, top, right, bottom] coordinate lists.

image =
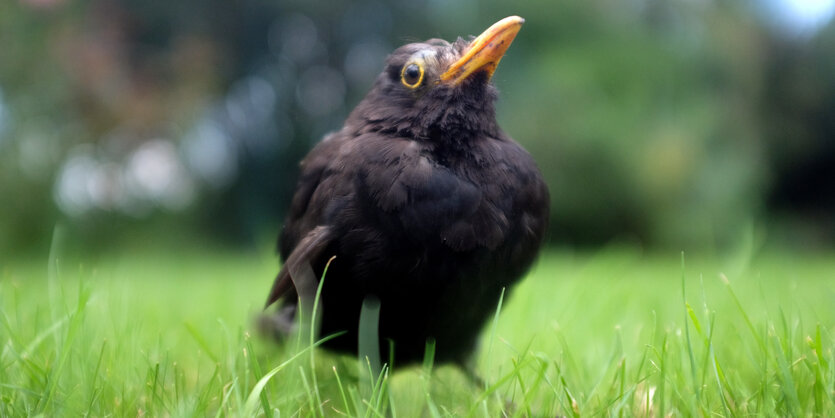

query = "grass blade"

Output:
[[243, 331, 344, 416]]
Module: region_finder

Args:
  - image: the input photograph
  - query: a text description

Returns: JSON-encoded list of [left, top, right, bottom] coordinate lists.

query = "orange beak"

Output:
[[440, 16, 525, 85]]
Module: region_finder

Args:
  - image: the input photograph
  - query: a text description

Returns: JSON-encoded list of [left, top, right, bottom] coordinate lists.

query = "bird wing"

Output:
[[265, 133, 346, 309], [473, 136, 550, 270], [278, 133, 345, 259]]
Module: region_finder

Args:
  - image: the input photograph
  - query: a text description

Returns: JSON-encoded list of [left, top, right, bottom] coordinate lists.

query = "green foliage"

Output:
[[2, 247, 834, 415], [1, 0, 834, 251], [495, 0, 768, 247]]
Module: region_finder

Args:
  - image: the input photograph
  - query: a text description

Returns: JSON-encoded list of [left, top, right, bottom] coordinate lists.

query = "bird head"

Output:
[[347, 16, 525, 145]]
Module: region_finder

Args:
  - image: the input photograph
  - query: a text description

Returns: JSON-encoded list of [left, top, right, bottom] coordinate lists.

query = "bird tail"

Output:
[[263, 225, 333, 309], [264, 268, 293, 309]]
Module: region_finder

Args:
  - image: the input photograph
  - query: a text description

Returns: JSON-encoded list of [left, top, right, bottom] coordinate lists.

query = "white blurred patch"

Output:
[[125, 139, 195, 211], [772, 0, 835, 33], [785, 0, 835, 25], [54, 139, 196, 217], [54, 146, 98, 217]]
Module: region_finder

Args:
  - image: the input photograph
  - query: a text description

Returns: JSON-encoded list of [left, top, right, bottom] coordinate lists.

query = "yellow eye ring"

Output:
[[400, 63, 424, 88]]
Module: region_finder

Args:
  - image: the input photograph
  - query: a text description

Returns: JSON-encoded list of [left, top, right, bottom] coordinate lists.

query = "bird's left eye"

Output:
[[400, 63, 424, 88]]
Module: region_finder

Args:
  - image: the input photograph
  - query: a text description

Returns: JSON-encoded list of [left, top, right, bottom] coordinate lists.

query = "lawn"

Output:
[[1, 241, 834, 416]]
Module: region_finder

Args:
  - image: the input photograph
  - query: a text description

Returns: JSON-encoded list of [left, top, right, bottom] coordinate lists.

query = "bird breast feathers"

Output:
[[311, 134, 534, 250]]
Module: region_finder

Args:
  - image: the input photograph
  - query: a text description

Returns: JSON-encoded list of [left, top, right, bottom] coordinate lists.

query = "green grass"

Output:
[[1, 244, 834, 416]]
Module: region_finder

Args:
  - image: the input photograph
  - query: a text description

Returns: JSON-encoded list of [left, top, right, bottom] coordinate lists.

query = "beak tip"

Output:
[[440, 15, 526, 84], [502, 15, 525, 27]]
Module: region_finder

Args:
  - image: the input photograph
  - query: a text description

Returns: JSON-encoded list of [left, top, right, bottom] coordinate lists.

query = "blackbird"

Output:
[[264, 16, 549, 367]]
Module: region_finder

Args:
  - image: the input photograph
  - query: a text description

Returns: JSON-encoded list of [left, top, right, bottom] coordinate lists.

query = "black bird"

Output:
[[264, 16, 549, 367]]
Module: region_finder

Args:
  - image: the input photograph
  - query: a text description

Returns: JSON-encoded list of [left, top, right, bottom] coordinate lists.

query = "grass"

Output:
[[1, 241, 834, 416]]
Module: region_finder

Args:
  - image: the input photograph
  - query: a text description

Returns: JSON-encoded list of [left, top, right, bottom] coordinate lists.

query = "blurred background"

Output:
[[1, 0, 834, 256]]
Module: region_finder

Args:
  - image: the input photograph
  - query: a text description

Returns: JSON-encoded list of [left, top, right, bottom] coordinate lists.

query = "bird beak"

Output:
[[440, 16, 524, 85]]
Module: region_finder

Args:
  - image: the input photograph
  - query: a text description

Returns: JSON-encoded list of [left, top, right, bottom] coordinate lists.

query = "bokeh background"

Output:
[[1, 0, 834, 256]]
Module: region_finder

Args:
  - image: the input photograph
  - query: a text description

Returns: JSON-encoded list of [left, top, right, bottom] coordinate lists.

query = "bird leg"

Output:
[[358, 295, 384, 398]]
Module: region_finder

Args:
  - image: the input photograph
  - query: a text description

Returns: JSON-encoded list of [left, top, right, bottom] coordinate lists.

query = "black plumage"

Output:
[[264, 16, 549, 367]]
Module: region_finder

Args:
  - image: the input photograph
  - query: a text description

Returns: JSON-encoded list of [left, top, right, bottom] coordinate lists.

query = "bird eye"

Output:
[[400, 63, 424, 88]]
